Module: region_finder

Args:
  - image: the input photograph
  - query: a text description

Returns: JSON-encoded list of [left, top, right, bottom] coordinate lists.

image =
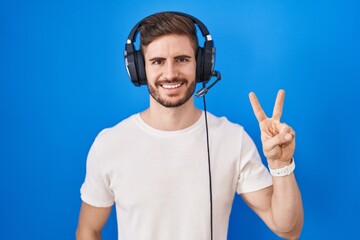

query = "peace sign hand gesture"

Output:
[[249, 89, 295, 169]]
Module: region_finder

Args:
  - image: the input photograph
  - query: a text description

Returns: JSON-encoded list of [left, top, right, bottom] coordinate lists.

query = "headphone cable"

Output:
[[202, 92, 213, 240]]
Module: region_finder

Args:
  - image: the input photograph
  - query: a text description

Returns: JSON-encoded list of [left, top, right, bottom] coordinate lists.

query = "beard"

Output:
[[147, 78, 196, 108]]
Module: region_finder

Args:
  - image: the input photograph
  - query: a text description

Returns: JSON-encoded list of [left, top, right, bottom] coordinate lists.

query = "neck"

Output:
[[140, 97, 202, 131]]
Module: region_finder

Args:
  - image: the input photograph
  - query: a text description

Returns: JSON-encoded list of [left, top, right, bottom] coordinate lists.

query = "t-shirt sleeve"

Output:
[[80, 139, 115, 207], [236, 129, 273, 194]]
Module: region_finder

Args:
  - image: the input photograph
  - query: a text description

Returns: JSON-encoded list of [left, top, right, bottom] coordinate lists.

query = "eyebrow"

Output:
[[148, 57, 166, 62], [148, 55, 192, 62], [175, 55, 192, 60]]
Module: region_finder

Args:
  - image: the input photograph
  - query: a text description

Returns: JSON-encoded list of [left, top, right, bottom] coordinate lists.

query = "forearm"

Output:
[[271, 173, 303, 238], [76, 228, 102, 240]]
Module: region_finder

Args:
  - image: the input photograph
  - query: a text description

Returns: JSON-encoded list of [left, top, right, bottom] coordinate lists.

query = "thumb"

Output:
[[263, 132, 293, 152]]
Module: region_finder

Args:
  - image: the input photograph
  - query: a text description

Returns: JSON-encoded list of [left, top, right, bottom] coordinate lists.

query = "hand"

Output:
[[249, 89, 295, 168]]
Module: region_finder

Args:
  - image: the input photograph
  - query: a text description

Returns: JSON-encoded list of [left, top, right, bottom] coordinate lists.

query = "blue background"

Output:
[[1, 0, 359, 239]]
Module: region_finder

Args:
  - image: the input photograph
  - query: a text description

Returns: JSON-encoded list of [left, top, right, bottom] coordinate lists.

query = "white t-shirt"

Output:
[[80, 112, 272, 240]]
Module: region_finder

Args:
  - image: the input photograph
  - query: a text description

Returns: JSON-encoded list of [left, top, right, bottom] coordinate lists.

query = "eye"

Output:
[[149, 58, 165, 65], [151, 59, 164, 65], [175, 56, 190, 64]]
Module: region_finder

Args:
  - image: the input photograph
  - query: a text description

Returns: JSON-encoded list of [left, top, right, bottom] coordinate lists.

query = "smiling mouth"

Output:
[[156, 79, 187, 89], [161, 83, 183, 89]]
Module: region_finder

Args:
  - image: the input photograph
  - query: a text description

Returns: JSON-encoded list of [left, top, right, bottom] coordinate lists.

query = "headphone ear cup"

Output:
[[196, 47, 204, 83], [125, 44, 140, 86], [196, 42, 215, 83], [135, 50, 147, 85], [202, 41, 215, 83]]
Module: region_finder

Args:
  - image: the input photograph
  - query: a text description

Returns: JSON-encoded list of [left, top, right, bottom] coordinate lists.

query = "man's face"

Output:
[[143, 34, 197, 108]]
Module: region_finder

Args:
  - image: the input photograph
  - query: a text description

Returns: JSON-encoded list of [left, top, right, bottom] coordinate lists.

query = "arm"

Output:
[[241, 175, 303, 239], [245, 90, 304, 239], [76, 201, 112, 240]]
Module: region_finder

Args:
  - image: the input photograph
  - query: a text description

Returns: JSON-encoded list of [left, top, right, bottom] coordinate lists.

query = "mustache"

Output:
[[155, 78, 188, 87]]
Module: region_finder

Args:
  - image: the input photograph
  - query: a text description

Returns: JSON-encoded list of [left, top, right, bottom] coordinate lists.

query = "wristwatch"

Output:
[[269, 157, 295, 177]]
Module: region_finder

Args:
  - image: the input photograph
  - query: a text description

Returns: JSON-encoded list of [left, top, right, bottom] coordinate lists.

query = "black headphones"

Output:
[[124, 11, 216, 86]]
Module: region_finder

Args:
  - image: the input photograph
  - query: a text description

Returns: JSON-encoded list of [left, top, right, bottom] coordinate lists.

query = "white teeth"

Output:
[[162, 83, 182, 89]]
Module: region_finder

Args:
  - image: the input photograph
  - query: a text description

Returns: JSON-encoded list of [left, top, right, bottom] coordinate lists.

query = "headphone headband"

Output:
[[124, 11, 216, 86], [126, 12, 211, 42]]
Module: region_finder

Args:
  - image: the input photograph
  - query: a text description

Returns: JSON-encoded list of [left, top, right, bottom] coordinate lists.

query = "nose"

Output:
[[162, 61, 178, 80]]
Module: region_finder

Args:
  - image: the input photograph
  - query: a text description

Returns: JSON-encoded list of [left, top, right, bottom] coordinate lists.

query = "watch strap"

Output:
[[269, 157, 295, 177]]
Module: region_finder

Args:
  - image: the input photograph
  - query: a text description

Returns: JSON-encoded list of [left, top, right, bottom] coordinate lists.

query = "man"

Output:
[[76, 12, 303, 240]]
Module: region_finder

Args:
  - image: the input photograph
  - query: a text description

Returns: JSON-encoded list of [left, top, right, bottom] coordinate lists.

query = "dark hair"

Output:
[[139, 12, 198, 51]]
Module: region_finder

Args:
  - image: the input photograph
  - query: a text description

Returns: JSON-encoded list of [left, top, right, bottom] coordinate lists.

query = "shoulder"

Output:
[[206, 112, 245, 133], [205, 112, 258, 147], [92, 114, 139, 146]]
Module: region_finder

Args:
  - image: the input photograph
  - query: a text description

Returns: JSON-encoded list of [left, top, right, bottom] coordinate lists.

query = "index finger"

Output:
[[249, 92, 267, 122], [272, 89, 285, 121]]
